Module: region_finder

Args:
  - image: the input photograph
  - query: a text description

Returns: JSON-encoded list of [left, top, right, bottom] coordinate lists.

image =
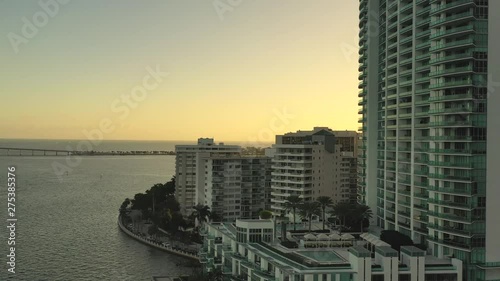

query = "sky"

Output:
[[0, 0, 361, 142]]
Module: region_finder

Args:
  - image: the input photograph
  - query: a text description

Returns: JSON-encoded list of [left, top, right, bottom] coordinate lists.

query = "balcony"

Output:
[[428, 185, 472, 195], [428, 210, 480, 223], [398, 199, 411, 207], [430, 24, 475, 40], [428, 160, 475, 168], [414, 192, 428, 199], [429, 51, 473, 65], [413, 203, 428, 211], [427, 135, 473, 141], [416, 18, 430, 28], [429, 79, 473, 90], [430, 11, 475, 28], [427, 236, 472, 250], [416, 41, 430, 50], [416, 6, 431, 17], [430, 223, 480, 237], [414, 226, 429, 234], [429, 38, 475, 52], [428, 107, 473, 115], [416, 29, 431, 39], [414, 181, 429, 188], [428, 173, 472, 181], [428, 92, 473, 101], [428, 198, 471, 209], [427, 148, 472, 155], [414, 168, 429, 175], [429, 120, 486, 128], [430, 0, 475, 16]]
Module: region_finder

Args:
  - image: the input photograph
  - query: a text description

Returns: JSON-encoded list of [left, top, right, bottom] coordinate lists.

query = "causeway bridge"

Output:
[[0, 147, 175, 156]]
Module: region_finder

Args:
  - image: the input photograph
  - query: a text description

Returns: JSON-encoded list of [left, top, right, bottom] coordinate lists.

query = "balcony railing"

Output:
[[430, 11, 474, 28], [430, 0, 475, 15], [428, 198, 471, 209], [429, 24, 474, 40]]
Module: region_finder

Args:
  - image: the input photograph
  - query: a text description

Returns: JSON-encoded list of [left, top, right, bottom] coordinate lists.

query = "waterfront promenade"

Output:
[[117, 215, 199, 261]]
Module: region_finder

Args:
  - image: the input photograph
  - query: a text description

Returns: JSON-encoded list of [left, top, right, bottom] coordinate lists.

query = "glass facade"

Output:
[[358, 0, 490, 280]]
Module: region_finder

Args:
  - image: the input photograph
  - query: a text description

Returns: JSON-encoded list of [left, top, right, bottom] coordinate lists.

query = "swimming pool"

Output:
[[297, 250, 344, 263]]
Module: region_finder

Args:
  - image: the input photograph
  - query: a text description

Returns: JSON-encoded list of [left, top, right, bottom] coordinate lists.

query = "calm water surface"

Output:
[[0, 155, 194, 281]]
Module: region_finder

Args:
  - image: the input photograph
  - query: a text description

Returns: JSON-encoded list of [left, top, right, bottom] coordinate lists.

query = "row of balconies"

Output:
[[429, 0, 475, 16], [430, 24, 474, 40], [430, 10, 475, 28]]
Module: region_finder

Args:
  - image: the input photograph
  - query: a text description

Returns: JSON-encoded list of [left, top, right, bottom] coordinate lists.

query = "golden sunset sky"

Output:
[[0, 0, 360, 142]]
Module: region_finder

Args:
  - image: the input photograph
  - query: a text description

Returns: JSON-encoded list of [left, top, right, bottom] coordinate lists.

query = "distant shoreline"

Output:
[[0, 149, 176, 157]]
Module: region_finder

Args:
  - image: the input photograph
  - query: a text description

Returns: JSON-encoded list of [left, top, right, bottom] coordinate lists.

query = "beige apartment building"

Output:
[[270, 127, 358, 218]]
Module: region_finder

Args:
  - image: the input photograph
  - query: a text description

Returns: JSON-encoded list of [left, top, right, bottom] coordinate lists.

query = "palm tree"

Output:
[[356, 204, 373, 232], [210, 211, 222, 222], [316, 196, 333, 230], [283, 195, 303, 231], [298, 201, 321, 232], [191, 204, 211, 226], [207, 268, 223, 281], [330, 201, 351, 226], [259, 210, 273, 219]]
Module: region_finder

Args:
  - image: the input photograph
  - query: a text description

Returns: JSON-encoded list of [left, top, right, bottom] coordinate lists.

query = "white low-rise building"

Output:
[[200, 219, 463, 281]]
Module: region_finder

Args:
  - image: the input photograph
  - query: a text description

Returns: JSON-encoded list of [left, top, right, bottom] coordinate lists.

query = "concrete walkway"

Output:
[[118, 215, 199, 261]]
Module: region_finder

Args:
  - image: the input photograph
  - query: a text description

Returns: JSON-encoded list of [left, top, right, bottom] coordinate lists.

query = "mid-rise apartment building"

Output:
[[175, 138, 240, 216], [204, 156, 272, 221], [271, 127, 354, 216], [335, 131, 361, 203]]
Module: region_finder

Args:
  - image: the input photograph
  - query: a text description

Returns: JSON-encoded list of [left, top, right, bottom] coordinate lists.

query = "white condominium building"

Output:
[[271, 127, 351, 217], [175, 138, 240, 216]]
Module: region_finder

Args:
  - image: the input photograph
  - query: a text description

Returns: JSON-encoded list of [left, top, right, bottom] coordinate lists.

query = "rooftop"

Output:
[[246, 242, 352, 271], [401, 246, 426, 257], [283, 127, 334, 137]]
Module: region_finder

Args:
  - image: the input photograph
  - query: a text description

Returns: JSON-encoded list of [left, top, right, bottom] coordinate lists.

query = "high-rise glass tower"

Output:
[[357, 0, 500, 280]]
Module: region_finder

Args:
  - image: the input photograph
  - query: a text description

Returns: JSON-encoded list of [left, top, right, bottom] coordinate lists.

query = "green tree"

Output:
[[131, 192, 150, 212], [356, 204, 373, 232], [380, 230, 414, 251], [168, 212, 187, 234], [284, 195, 303, 231], [148, 224, 159, 238], [191, 204, 211, 226], [298, 201, 321, 232], [316, 196, 333, 230], [259, 210, 273, 219], [164, 176, 176, 195], [207, 268, 223, 281], [330, 201, 351, 226], [210, 211, 222, 222], [119, 198, 131, 216]]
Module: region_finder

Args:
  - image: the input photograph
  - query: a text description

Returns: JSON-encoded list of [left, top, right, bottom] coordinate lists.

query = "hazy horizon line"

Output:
[[0, 137, 274, 144]]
